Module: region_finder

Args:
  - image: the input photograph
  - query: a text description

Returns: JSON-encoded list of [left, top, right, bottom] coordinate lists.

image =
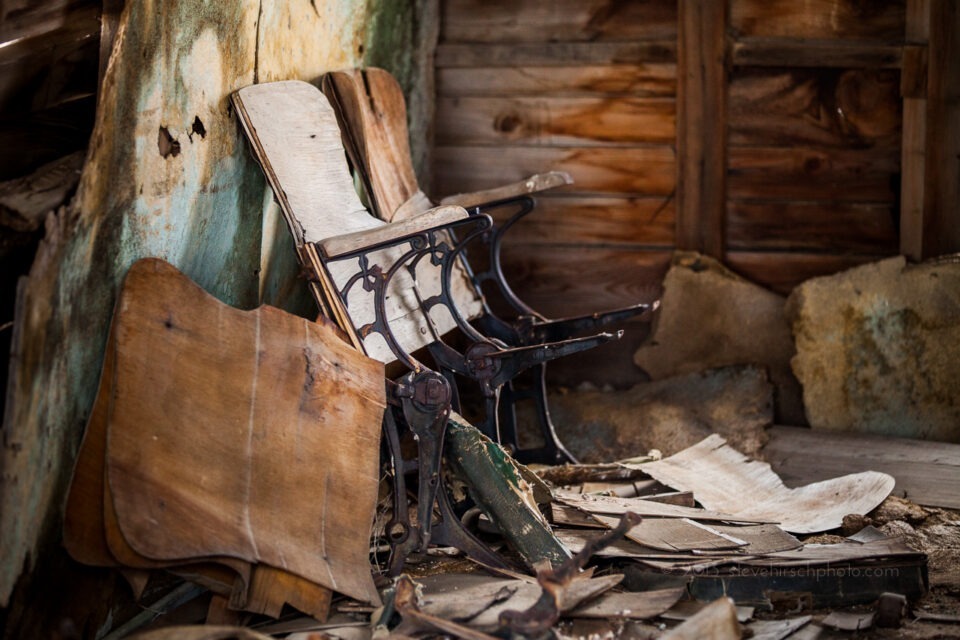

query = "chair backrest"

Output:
[[322, 68, 434, 222], [232, 80, 481, 365]]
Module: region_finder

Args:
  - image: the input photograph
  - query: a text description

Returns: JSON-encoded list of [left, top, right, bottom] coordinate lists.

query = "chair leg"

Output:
[[499, 364, 578, 465]]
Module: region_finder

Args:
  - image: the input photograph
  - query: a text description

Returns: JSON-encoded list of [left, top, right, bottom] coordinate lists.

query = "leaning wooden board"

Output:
[[64, 258, 385, 614]]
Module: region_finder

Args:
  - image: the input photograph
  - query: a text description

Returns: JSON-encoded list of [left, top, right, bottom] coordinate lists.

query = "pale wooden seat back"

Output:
[[322, 68, 433, 223], [233, 80, 482, 365]]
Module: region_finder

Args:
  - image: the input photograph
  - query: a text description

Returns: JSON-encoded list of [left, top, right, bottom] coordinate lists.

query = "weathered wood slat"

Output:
[[724, 251, 892, 295], [435, 96, 674, 146], [676, 0, 726, 259], [728, 68, 902, 149], [730, 0, 906, 41], [726, 201, 898, 253], [731, 37, 902, 68], [440, 0, 676, 43], [436, 41, 677, 68], [434, 145, 676, 197], [498, 246, 668, 317], [764, 425, 960, 509], [437, 64, 677, 97], [728, 146, 899, 203], [899, 0, 930, 261], [485, 195, 674, 247], [921, 0, 960, 257]]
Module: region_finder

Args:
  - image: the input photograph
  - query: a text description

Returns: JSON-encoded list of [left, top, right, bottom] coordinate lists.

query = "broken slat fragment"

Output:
[[444, 414, 570, 570], [660, 597, 741, 640], [567, 588, 685, 620], [591, 514, 747, 552]]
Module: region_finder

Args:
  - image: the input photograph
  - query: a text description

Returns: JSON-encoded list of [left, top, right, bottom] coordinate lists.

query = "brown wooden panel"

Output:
[[922, 0, 960, 257], [727, 201, 899, 253], [732, 38, 902, 69], [725, 251, 892, 294], [487, 195, 675, 247], [437, 64, 677, 97], [498, 246, 669, 317], [434, 145, 676, 197], [436, 96, 675, 146], [728, 146, 899, 203], [436, 41, 677, 68], [730, 0, 905, 41], [441, 0, 676, 44], [676, 0, 726, 258], [729, 68, 902, 149]]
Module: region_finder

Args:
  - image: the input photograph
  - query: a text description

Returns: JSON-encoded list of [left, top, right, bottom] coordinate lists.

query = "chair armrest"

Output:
[[439, 171, 573, 209], [318, 205, 469, 258]]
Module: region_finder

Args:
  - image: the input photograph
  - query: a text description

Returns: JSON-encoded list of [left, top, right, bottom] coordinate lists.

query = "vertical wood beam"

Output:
[[923, 0, 960, 258], [676, 0, 727, 259], [900, 0, 931, 261], [901, 0, 960, 260]]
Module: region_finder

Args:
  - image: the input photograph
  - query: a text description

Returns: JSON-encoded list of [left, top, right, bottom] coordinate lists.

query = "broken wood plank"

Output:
[[592, 515, 747, 552], [445, 415, 570, 570], [567, 588, 685, 620], [635, 434, 895, 533], [556, 490, 773, 524], [661, 597, 740, 640], [104, 259, 384, 604], [764, 425, 960, 509]]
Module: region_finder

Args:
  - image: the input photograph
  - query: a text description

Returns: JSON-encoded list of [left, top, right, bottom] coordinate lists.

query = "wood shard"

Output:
[[635, 434, 895, 533]]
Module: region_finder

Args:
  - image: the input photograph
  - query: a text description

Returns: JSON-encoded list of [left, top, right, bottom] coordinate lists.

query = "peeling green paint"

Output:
[[445, 415, 571, 569], [0, 0, 424, 624]]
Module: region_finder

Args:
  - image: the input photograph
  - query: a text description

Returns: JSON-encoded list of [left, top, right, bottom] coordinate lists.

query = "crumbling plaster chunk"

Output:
[[633, 251, 803, 425], [785, 255, 960, 441]]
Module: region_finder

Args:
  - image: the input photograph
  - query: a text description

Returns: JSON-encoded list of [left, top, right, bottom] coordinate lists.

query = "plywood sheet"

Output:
[[635, 435, 894, 534]]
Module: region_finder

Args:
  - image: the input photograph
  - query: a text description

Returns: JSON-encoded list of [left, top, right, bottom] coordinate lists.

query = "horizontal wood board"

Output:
[[435, 0, 912, 382]]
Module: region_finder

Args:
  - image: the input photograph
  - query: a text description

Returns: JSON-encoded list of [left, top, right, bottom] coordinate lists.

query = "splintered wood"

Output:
[[64, 258, 386, 619]]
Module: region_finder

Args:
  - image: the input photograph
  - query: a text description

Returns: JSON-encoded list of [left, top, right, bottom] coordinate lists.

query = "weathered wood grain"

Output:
[[321, 69, 422, 223], [484, 195, 674, 247], [435, 96, 675, 146], [440, 0, 676, 43], [437, 64, 677, 97], [434, 145, 676, 197], [900, 0, 930, 261], [731, 37, 902, 68], [726, 201, 898, 253], [497, 246, 668, 317], [724, 251, 892, 294], [728, 146, 899, 203], [106, 259, 385, 604], [730, 0, 906, 40], [436, 41, 677, 68], [922, 0, 960, 257], [676, 0, 726, 258], [234, 80, 483, 364], [728, 68, 902, 149]]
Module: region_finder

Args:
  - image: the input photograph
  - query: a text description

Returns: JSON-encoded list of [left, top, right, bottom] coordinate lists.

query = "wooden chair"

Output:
[[231, 80, 608, 572], [322, 67, 657, 461]]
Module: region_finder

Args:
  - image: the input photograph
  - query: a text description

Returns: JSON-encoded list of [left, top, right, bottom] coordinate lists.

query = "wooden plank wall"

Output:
[[434, 0, 957, 382], [435, 0, 676, 322], [724, 0, 905, 287]]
